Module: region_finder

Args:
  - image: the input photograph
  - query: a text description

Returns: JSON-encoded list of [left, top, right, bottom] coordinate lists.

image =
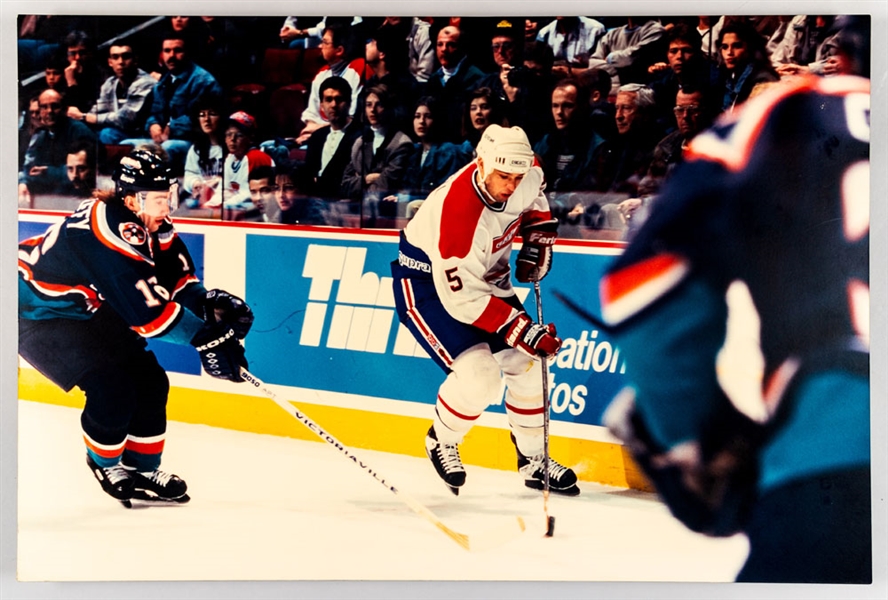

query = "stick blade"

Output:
[[545, 515, 556, 537], [465, 516, 527, 552]]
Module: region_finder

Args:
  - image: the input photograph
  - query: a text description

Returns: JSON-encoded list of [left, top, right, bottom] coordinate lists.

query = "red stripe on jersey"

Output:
[[125, 437, 165, 455], [401, 280, 454, 366], [600, 252, 689, 324], [505, 402, 544, 415], [438, 166, 485, 260], [172, 274, 200, 297], [19, 259, 102, 308], [438, 395, 481, 421], [471, 296, 516, 334], [83, 436, 125, 459], [132, 302, 180, 337]]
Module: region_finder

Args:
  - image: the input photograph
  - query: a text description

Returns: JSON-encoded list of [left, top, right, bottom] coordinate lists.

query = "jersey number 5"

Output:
[[445, 267, 463, 291]]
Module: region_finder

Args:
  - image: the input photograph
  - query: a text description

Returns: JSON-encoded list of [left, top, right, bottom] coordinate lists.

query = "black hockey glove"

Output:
[[516, 218, 558, 283], [603, 388, 761, 537], [191, 321, 248, 383], [203, 289, 254, 339]]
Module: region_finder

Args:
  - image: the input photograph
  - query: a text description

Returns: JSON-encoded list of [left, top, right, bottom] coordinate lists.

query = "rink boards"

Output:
[[17, 211, 652, 491]]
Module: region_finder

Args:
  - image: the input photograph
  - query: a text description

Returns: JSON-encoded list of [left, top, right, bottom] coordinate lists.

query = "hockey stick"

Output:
[[533, 282, 556, 537], [238, 368, 526, 551], [551, 289, 614, 333]]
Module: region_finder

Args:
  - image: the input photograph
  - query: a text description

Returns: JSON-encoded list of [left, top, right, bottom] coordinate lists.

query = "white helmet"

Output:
[[476, 124, 534, 176]]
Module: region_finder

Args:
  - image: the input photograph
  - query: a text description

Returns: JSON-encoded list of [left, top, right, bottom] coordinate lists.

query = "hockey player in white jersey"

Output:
[[392, 124, 579, 496]]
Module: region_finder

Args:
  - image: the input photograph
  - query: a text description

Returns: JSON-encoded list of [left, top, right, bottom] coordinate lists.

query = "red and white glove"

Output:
[[516, 218, 558, 283], [501, 313, 562, 358]]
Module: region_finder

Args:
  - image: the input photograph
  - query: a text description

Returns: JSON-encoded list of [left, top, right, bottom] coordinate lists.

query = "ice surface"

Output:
[[17, 399, 749, 584]]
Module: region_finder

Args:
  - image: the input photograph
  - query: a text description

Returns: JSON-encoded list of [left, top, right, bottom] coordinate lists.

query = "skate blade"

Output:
[[131, 490, 191, 504], [523, 481, 581, 496], [445, 483, 460, 496]]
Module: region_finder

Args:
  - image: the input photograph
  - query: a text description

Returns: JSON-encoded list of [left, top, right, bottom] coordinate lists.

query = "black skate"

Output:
[[127, 468, 190, 504], [425, 426, 466, 496], [86, 454, 134, 507], [512, 435, 580, 496]]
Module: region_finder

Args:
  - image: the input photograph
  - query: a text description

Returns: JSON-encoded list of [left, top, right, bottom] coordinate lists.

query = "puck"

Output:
[[545, 515, 556, 537]]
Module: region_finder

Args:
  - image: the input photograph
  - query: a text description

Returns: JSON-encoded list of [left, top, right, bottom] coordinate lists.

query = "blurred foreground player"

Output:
[[19, 147, 253, 507], [392, 124, 579, 496], [599, 73, 871, 582]]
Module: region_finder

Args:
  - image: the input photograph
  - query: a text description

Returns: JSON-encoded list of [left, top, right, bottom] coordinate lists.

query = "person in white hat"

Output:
[[391, 124, 579, 496]]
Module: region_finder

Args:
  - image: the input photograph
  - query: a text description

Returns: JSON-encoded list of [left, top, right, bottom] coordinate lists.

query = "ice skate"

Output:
[[425, 426, 466, 495], [126, 467, 190, 504], [512, 435, 580, 496], [86, 454, 135, 507]]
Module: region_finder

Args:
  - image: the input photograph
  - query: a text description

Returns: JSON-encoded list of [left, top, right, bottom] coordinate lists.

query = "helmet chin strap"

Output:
[[475, 159, 497, 203]]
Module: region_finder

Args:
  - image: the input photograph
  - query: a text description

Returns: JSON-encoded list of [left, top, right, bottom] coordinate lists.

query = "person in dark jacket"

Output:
[[297, 76, 362, 201], [19, 88, 97, 201], [716, 20, 779, 114], [341, 84, 414, 224]]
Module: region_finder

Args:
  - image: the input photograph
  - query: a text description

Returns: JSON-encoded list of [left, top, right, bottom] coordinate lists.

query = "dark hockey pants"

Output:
[[19, 307, 170, 471]]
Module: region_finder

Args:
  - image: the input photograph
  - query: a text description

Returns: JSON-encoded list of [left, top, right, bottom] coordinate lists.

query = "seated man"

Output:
[[68, 41, 156, 144], [125, 32, 223, 172], [19, 88, 96, 202], [245, 165, 277, 222], [61, 30, 101, 113], [587, 17, 668, 89], [60, 139, 97, 198], [424, 26, 486, 144], [536, 16, 606, 79], [533, 78, 605, 195], [647, 23, 720, 132], [591, 83, 662, 195], [297, 76, 362, 201], [297, 22, 368, 145]]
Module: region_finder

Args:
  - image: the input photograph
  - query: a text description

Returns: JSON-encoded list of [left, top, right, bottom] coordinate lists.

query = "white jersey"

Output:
[[400, 160, 551, 334]]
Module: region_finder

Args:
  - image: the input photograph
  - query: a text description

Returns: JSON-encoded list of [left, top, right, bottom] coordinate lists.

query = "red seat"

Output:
[[269, 84, 308, 138], [261, 48, 301, 86]]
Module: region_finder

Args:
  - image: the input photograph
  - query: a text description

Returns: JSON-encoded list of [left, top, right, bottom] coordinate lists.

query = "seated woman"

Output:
[[459, 86, 508, 155], [274, 165, 327, 225], [396, 97, 473, 199], [182, 93, 226, 208], [340, 84, 414, 225]]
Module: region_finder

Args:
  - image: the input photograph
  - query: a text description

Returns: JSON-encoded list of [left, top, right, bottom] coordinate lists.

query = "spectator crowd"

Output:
[[17, 14, 870, 238]]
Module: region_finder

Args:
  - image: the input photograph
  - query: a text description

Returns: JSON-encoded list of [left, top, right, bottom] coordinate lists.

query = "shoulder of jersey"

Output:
[[86, 199, 155, 263]]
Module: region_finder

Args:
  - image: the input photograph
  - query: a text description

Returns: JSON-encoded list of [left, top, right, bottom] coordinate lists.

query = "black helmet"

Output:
[[113, 147, 175, 201]]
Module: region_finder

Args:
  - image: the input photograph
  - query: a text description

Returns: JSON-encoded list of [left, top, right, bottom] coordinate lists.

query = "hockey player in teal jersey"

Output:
[[19, 146, 254, 507], [598, 71, 871, 583]]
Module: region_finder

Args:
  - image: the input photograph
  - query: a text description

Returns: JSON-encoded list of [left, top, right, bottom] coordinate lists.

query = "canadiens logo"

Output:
[[492, 218, 521, 252], [119, 222, 147, 246]]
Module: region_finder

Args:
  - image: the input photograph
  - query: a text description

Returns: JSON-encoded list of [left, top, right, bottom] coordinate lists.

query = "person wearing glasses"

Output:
[[221, 111, 274, 213], [615, 86, 716, 235], [67, 42, 157, 145]]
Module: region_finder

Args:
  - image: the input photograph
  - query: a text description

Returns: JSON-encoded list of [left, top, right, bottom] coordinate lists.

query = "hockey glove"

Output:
[[516, 218, 558, 283], [203, 289, 254, 339], [191, 322, 248, 383], [603, 388, 761, 537], [501, 313, 562, 358]]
